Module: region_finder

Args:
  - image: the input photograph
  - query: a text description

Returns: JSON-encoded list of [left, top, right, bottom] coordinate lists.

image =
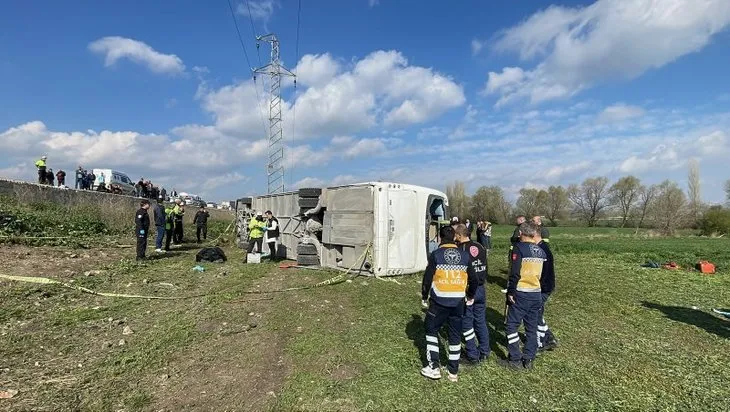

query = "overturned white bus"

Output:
[[235, 182, 449, 276]]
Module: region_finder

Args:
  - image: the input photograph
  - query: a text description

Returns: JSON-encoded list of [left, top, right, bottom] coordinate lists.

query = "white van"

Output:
[[236, 182, 449, 276], [92, 169, 136, 196]]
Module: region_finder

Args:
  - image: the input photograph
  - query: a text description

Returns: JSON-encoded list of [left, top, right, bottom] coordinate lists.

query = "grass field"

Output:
[[1, 225, 729, 411]]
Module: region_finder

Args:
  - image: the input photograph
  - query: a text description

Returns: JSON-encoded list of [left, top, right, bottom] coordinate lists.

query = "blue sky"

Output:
[[1, 0, 730, 203]]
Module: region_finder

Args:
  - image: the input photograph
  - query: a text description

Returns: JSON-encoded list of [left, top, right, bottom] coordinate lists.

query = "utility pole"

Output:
[[253, 34, 295, 194]]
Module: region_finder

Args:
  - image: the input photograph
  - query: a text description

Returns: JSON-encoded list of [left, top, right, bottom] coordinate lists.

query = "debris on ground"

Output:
[[0, 389, 19, 399], [696, 260, 716, 274], [712, 308, 730, 319], [192, 265, 205, 273], [641, 260, 660, 268], [118, 339, 126, 346], [195, 247, 227, 263], [122, 326, 134, 335], [662, 262, 680, 270], [84, 270, 101, 277]]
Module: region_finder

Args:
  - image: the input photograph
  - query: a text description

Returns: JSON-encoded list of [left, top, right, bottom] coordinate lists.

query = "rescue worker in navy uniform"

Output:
[[534, 227, 558, 351], [193, 206, 210, 243], [454, 224, 491, 364], [500, 221, 547, 370], [420, 225, 478, 382], [135, 200, 151, 261]]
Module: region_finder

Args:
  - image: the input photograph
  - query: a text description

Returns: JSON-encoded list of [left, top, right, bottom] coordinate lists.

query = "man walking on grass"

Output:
[[500, 221, 546, 370], [135, 200, 151, 261], [454, 224, 491, 365], [194, 205, 210, 243], [421, 225, 478, 382]]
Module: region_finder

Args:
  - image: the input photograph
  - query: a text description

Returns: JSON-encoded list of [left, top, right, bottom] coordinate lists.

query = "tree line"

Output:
[[446, 163, 730, 235]]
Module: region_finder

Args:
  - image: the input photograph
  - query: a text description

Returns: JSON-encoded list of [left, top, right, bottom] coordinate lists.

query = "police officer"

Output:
[[534, 228, 558, 351], [135, 200, 151, 261], [194, 205, 210, 243], [35, 155, 47, 184], [164, 203, 175, 251], [500, 221, 546, 370], [247, 212, 267, 254], [153, 196, 166, 253], [172, 199, 185, 244], [420, 225, 478, 382], [454, 224, 490, 364]]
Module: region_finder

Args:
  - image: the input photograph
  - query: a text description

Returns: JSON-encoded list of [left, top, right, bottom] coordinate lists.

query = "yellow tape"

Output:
[[0, 274, 204, 300]]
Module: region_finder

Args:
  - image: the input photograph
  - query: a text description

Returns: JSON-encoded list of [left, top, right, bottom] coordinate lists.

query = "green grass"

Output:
[[1, 227, 729, 411]]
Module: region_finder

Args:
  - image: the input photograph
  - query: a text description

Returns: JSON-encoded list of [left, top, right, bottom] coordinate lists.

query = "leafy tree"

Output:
[[650, 180, 688, 235], [699, 206, 730, 236], [445, 181, 471, 222], [687, 158, 703, 225], [635, 184, 657, 230], [609, 176, 641, 227], [545, 185, 569, 226], [568, 177, 610, 227], [515, 188, 547, 218], [470, 185, 511, 224]]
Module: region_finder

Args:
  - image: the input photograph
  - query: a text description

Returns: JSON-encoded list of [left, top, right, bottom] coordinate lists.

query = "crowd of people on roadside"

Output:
[[420, 214, 556, 382]]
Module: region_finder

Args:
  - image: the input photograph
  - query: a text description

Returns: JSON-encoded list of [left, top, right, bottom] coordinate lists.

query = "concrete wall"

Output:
[[0, 179, 141, 210]]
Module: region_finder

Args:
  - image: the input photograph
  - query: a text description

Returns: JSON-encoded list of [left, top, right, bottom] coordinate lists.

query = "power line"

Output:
[[290, 0, 302, 189], [226, 0, 253, 70], [245, 0, 263, 66]]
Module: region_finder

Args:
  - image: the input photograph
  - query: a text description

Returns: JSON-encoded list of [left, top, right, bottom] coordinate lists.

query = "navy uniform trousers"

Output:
[[462, 285, 490, 359], [505, 291, 541, 361], [537, 292, 555, 347], [424, 300, 465, 374]]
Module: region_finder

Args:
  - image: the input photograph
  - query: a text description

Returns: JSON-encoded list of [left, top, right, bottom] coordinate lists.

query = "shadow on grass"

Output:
[[642, 301, 730, 339], [486, 306, 508, 359], [487, 274, 507, 288], [406, 314, 427, 367]]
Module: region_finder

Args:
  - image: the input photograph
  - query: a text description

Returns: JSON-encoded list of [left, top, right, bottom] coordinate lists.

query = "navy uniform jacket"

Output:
[[135, 208, 150, 235], [422, 243, 478, 307], [538, 240, 555, 294], [458, 240, 487, 285], [508, 241, 547, 300]]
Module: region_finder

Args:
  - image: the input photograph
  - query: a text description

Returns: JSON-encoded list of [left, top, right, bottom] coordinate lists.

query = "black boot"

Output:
[[497, 359, 523, 370], [522, 359, 534, 370]]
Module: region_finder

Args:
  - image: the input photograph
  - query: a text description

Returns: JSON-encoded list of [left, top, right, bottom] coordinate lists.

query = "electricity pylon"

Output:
[[253, 34, 295, 194]]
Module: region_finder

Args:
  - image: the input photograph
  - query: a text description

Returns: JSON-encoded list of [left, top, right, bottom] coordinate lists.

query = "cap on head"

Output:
[[41, 155, 47, 160], [451, 216, 459, 224], [265, 210, 272, 215]]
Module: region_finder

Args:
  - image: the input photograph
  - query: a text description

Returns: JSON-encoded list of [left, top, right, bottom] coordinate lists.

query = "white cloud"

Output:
[[202, 50, 464, 140], [449, 105, 478, 140], [696, 130, 729, 156], [88, 36, 185, 75], [343, 138, 388, 158], [292, 177, 325, 189], [471, 39, 486, 56], [294, 53, 341, 88], [543, 160, 592, 181], [368, 0, 380, 7], [485, 0, 730, 106], [201, 172, 249, 191], [237, 0, 279, 30], [598, 104, 646, 123]]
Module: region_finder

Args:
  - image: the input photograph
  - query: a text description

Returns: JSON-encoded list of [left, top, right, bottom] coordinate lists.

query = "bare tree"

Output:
[[516, 188, 547, 218], [568, 177, 610, 227], [726, 179, 730, 206], [687, 158, 703, 225], [545, 185, 569, 226], [470, 185, 510, 224], [650, 180, 688, 235], [635, 184, 657, 230], [445, 181, 471, 221], [609, 176, 641, 227]]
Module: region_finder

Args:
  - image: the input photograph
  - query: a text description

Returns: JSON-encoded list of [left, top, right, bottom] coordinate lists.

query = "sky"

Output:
[[1, 0, 730, 203]]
